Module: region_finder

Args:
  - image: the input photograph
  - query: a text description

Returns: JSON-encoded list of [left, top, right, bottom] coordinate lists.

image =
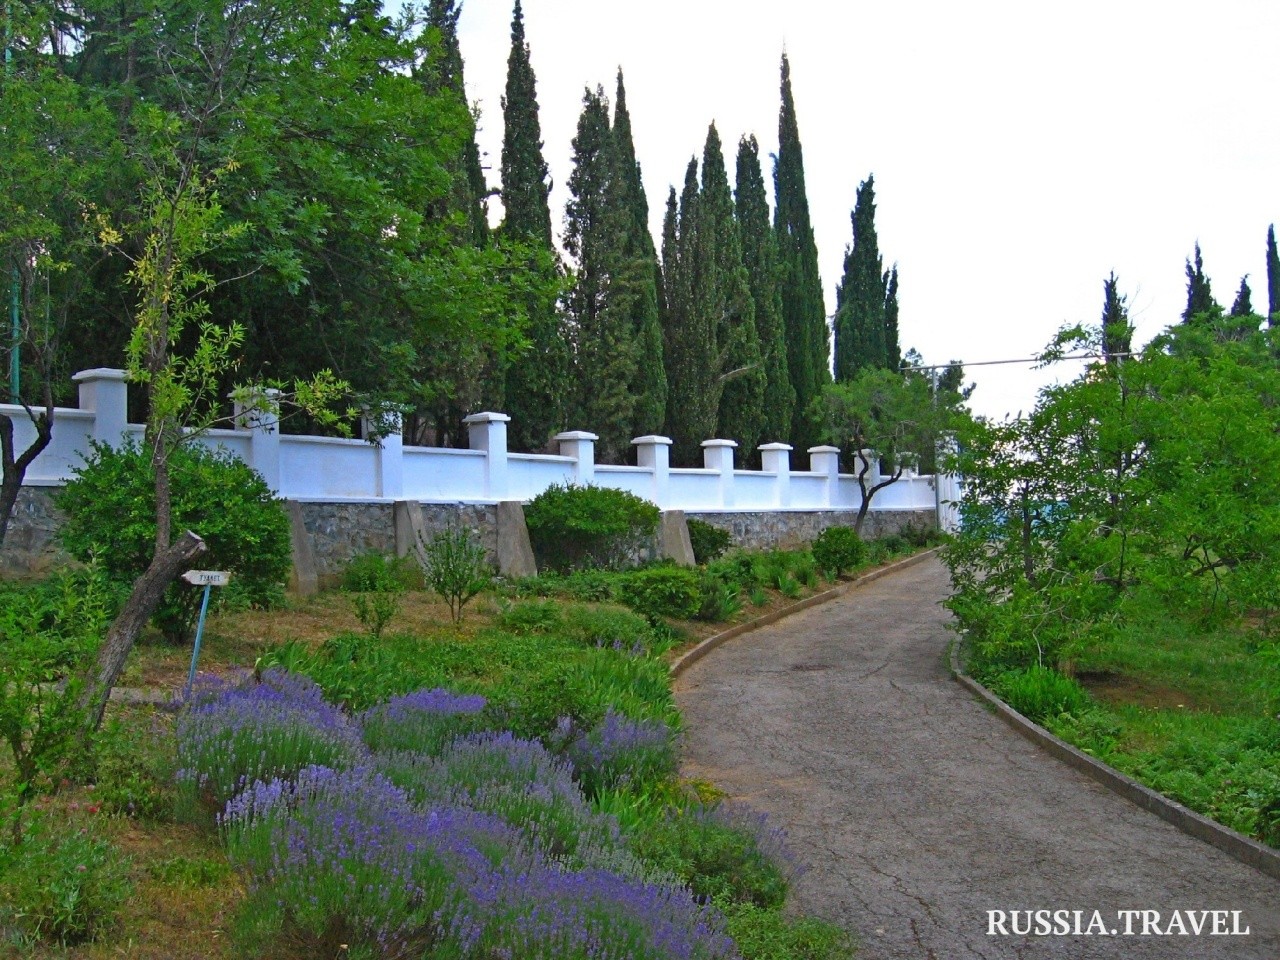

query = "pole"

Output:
[[184, 584, 214, 700]]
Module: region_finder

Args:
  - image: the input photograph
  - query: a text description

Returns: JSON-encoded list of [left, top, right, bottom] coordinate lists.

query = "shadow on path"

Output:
[[674, 558, 1280, 960]]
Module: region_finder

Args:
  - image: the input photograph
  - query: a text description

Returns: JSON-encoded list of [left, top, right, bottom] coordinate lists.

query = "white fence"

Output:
[[8, 368, 954, 521]]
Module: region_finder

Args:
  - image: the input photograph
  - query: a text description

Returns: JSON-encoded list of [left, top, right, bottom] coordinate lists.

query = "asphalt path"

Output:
[[673, 557, 1280, 959]]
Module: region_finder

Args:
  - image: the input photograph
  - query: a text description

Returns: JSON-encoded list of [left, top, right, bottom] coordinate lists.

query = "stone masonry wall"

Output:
[[686, 508, 936, 551]]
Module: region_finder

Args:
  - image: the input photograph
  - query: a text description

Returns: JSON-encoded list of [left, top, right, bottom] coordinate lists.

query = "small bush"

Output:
[[811, 527, 865, 578], [558, 709, 679, 800], [57, 439, 292, 643], [721, 902, 855, 960], [358, 688, 488, 756], [560, 604, 661, 655], [495, 599, 563, 634], [418, 526, 493, 622], [697, 575, 743, 622], [352, 590, 401, 638], [0, 807, 133, 947], [92, 709, 176, 821], [525, 483, 660, 572], [616, 566, 703, 621], [340, 551, 420, 593], [687, 519, 732, 566], [990, 666, 1091, 723]]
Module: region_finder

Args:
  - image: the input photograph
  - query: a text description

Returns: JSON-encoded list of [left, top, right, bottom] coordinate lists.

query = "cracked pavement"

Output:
[[674, 557, 1280, 959]]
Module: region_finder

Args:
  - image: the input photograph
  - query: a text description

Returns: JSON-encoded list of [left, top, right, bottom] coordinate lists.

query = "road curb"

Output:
[[668, 548, 939, 679], [949, 642, 1280, 883]]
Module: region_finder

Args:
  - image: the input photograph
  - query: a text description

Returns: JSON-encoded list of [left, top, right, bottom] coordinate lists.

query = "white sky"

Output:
[[456, 0, 1280, 421]]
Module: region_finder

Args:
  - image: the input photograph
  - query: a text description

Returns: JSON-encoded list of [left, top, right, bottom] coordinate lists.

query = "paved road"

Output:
[[674, 557, 1280, 960]]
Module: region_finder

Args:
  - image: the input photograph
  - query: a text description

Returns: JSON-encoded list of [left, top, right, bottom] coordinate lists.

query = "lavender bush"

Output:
[[175, 669, 365, 819], [221, 764, 528, 957], [358, 687, 487, 756], [559, 708, 679, 799]]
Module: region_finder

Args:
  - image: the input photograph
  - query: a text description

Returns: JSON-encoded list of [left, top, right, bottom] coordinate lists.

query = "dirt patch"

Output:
[[1076, 670, 1201, 711]]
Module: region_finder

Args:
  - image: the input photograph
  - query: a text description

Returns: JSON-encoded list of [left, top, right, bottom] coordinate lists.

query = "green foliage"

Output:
[[495, 599, 563, 634], [341, 551, 421, 593], [351, 591, 401, 640], [616, 567, 704, 621], [0, 807, 133, 947], [417, 526, 493, 623], [524, 483, 660, 572], [687, 518, 732, 566], [90, 710, 177, 822], [697, 576, 743, 623], [720, 903, 855, 960], [811, 527, 865, 577], [833, 174, 893, 381], [57, 439, 291, 642], [988, 667, 1092, 724], [147, 854, 232, 889], [0, 567, 115, 803]]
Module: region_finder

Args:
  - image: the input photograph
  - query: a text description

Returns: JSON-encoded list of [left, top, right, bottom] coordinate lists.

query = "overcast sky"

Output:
[[455, 0, 1280, 421]]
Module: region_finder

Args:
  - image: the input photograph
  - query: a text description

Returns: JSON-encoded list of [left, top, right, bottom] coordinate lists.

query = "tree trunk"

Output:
[[0, 408, 53, 547], [80, 529, 206, 731]]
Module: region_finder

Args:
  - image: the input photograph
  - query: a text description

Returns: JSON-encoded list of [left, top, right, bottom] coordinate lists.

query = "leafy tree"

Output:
[[611, 71, 667, 440], [1182, 242, 1217, 323], [735, 135, 795, 446], [1267, 224, 1280, 326], [1230, 276, 1253, 318], [833, 176, 887, 381], [499, 0, 567, 451], [816, 368, 966, 533], [561, 87, 638, 461], [773, 55, 828, 451]]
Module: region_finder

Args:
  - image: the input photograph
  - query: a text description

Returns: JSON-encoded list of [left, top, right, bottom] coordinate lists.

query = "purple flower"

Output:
[[358, 687, 487, 756], [561, 709, 678, 799]]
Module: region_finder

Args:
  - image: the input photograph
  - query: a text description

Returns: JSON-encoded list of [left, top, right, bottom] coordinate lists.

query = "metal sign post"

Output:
[[181, 570, 231, 700]]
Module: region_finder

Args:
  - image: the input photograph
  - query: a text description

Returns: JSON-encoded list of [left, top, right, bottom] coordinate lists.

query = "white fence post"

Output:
[[465, 412, 511, 501], [759, 442, 793, 508], [857, 448, 881, 488], [73, 368, 129, 447], [633, 435, 672, 507], [554, 431, 598, 485], [701, 439, 737, 509], [363, 411, 403, 499], [808, 445, 841, 507], [233, 387, 282, 493]]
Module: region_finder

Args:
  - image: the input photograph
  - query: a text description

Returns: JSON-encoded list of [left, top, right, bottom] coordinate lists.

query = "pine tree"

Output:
[[773, 54, 829, 451], [1101, 272, 1133, 367], [612, 70, 667, 439], [1230, 275, 1253, 317], [883, 265, 900, 372], [833, 175, 887, 381], [700, 125, 764, 457], [499, 0, 566, 451], [1266, 225, 1279, 326], [735, 134, 794, 445], [1181, 242, 1216, 323], [562, 87, 638, 461]]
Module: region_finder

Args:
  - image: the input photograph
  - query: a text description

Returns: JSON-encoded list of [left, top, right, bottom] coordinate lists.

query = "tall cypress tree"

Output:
[[1181, 242, 1216, 323], [1266, 225, 1280, 326], [499, 0, 566, 451], [773, 54, 828, 450], [883, 264, 900, 372], [1230, 276, 1253, 317], [612, 70, 667, 440], [562, 87, 637, 461], [1101, 272, 1133, 367], [833, 175, 887, 381], [735, 134, 794, 445], [700, 125, 764, 456]]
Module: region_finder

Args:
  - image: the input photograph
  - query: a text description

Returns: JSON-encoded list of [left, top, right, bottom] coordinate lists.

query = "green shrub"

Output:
[[687, 518, 732, 565], [811, 526, 865, 578], [57, 439, 292, 643], [524, 483, 660, 572], [990, 666, 1091, 723], [495, 599, 563, 634], [615, 566, 703, 621], [559, 604, 663, 654], [720, 903, 855, 960], [341, 551, 420, 592], [697, 575, 743, 622], [417, 526, 493, 622], [91, 709, 176, 821], [0, 807, 133, 947], [352, 590, 400, 639]]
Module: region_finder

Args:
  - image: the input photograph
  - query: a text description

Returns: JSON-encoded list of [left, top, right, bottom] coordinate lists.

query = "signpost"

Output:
[[181, 570, 231, 700]]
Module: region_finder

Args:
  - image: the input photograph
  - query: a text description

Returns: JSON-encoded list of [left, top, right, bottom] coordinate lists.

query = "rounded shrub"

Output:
[[615, 566, 703, 621], [686, 518, 732, 566], [57, 439, 292, 642], [811, 526, 866, 578], [524, 483, 660, 572]]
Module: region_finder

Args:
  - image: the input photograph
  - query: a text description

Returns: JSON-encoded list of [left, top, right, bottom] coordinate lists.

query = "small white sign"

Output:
[[181, 570, 231, 587]]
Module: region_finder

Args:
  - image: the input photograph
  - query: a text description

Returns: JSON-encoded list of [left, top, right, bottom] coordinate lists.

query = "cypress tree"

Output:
[[883, 265, 900, 372], [1229, 276, 1253, 317], [773, 54, 829, 450], [833, 175, 887, 381], [1181, 242, 1216, 323], [1101, 272, 1133, 367], [562, 87, 638, 461], [1266, 225, 1279, 326], [612, 70, 667, 439], [499, 0, 566, 451], [735, 134, 794, 445], [700, 125, 764, 457]]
